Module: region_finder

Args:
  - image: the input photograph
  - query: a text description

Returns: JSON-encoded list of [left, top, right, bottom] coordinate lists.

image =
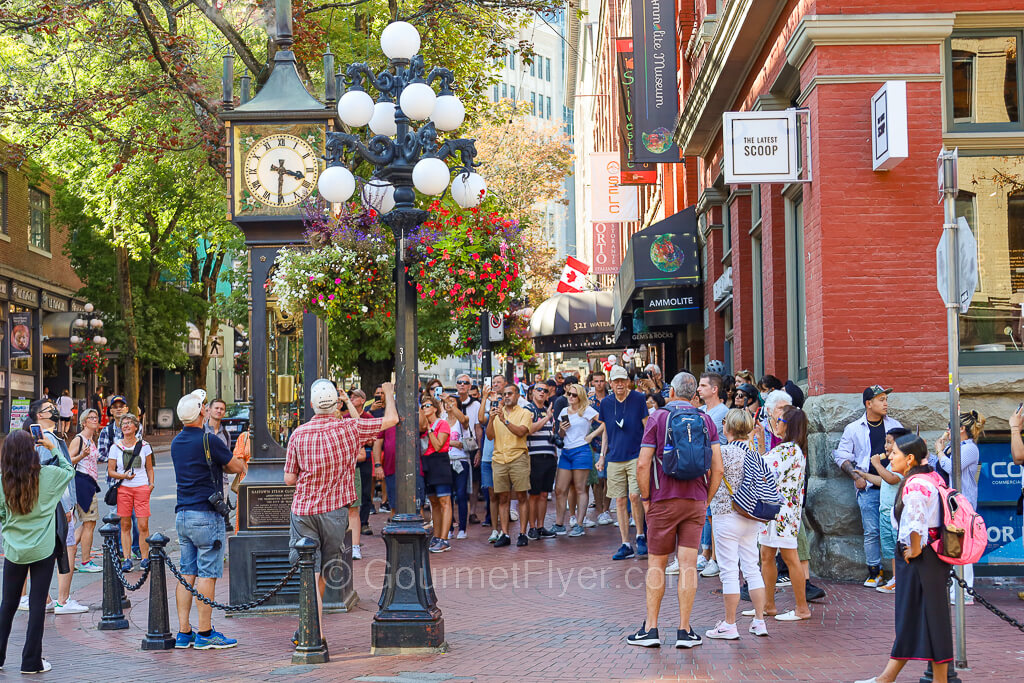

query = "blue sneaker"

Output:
[[121, 558, 133, 572], [175, 631, 196, 649], [612, 543, 635, 561], [140, 559, 150, 570], [194, 629, 238, 650], [636, 535, 648, 557]]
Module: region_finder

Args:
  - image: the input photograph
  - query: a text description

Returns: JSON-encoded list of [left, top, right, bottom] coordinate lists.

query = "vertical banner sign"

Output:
[[632, 0, 680, 163], [592, 222, 622, 275], [590, 152, 639, 222], [615, 38, 657, 185], [9, 311, 32, 360], [10, 397, 31, 432]]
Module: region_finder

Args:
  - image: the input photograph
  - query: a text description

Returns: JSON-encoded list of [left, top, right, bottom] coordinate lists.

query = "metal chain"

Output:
[[161, 549, 299, 612], [948, 571, 1024, 634], [104, 538, 151, 591]]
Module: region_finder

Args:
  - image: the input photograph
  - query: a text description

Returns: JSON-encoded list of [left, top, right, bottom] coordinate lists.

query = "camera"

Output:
[[637, 370, 650, 380], [208, 491, 235, 519]]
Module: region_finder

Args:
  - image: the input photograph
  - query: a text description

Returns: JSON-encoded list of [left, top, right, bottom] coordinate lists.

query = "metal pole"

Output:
[[141, 533, 175, 650], [97, 514, 129, 630], [480, 314, 492, 380], [940, 150, 967, 671]]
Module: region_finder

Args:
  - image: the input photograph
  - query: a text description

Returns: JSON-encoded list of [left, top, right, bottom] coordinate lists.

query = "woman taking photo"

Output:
[[69, 409, 102, 573], [553, 385, 603, 537], [0, 430, 75, 674], [934, 410, 984, 603], [855, 431, 953, 683], [106, 414, 154, 572], [420, 397, 454, 553], [706, 409, 769, 640], [445, 395, 472, 540]]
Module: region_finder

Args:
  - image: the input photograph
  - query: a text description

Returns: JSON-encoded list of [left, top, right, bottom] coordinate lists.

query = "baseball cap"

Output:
[[609, 366, 629, 382], [108, 395, 127, 407], [176, 389, 208, 423], [862, 385, 893, 404]]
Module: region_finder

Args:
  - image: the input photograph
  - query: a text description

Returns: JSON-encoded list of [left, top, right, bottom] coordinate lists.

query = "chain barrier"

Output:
[[104, 538, 151, 591], [161, 549, 299, 612], [948, 571, 1024, 635]]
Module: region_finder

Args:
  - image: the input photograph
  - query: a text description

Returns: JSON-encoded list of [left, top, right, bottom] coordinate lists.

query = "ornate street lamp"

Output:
[[71, 302, 107, 400], [319, 21, 486, 654]]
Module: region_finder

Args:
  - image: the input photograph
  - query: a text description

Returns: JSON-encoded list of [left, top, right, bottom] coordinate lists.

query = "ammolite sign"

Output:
[[592, 222, 621, 275]]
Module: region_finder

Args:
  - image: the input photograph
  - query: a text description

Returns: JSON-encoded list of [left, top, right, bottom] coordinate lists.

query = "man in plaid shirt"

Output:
[[284, 379, 398, 626]]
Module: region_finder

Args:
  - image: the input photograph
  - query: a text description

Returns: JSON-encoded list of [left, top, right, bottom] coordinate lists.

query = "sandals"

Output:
[[774, 610, 810, 621]]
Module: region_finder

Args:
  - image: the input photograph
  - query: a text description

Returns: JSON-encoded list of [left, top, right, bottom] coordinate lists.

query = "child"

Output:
[[856, 431, 903, 593]]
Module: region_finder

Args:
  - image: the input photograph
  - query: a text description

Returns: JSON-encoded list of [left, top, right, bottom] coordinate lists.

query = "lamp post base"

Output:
[[370, 513, 445, 653]]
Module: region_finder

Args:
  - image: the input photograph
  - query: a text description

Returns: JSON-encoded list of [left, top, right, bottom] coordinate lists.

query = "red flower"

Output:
[[426, 246, 434, 254]]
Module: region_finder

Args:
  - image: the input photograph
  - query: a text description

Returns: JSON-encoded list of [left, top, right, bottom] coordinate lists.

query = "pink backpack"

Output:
[[907, 472, 987, 565]]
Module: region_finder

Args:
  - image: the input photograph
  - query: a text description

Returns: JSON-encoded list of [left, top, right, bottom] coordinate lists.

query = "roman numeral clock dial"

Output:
[[243, 133, 319, 208]]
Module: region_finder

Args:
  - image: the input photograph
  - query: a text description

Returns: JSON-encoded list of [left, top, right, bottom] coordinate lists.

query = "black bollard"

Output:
[[97, 514, 129, 630], [919, 662, 962, 683], [291, 537, 328, 665], [141, 532, 175, 650]]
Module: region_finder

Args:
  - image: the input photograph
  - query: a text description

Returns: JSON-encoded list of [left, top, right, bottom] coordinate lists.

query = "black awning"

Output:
[[529, 290, 622, 353]]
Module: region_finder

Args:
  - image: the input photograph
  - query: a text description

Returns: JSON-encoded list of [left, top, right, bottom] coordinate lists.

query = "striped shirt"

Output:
[[525, 403, 556, 457]]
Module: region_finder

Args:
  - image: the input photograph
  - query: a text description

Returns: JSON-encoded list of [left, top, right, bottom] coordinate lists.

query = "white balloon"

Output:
[[318, 165, 356, 203], [369, 102, 397, 136], [380, 21, 420, 61], [451, 172, 487, 208], [430, 95, 466, 131], [412, 158, 451, 196], [399, 82, 436, 121], [337, 89, 375, 128], [361, 179, 396, 214]]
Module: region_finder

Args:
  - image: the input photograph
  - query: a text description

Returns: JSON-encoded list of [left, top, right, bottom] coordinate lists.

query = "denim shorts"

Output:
[[481, 461, 494, 489], [175, 509, 226, 579], [558, 445, 593, 470], [427, 483, 453, 497]]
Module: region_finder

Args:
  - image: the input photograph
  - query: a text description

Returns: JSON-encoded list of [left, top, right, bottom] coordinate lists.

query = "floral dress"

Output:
[[759, 441, 805, 549]]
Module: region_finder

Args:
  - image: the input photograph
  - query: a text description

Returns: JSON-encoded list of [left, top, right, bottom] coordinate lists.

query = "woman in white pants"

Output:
[[705, 409, 769, 640]]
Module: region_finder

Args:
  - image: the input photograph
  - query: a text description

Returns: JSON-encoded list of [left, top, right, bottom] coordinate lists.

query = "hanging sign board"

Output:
[[723, 111, 801, 184], [488, 314, 504, 342], [871, 81, 909, 171], [592, 222, 622, 275], [590, 152, 639, 222]]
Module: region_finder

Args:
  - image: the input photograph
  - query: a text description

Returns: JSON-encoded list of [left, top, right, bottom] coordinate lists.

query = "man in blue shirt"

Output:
[[170, 390, 247, 651], [598, 366, 649, 560]]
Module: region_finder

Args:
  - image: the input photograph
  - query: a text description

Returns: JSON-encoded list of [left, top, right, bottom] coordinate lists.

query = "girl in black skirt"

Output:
[[855, 431, 953, 683]]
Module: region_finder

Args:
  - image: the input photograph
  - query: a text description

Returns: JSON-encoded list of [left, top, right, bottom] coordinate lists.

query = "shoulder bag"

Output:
[[104, 441, 142, 507]]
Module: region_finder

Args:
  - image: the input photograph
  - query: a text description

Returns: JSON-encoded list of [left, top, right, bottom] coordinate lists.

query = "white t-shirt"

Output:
[[56, 396, 74, 418], [110, 440, 153, 488], [559, 406, 599, 450], [449, 420, 469, 461]]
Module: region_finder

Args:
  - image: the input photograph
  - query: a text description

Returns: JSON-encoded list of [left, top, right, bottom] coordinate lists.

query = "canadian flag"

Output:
[[557, 256, 590, 293]]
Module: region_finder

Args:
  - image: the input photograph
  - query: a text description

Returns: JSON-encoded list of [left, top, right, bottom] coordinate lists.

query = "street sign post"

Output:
[[936, 216, 978, 314]]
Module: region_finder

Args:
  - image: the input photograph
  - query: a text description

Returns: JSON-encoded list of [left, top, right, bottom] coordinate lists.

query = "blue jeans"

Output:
[[385, 474, 396, 511], [175, 510, 227, 579], [451, 463, 470, 531], [700, 507, 712, 550], [857, 487, 882, 567]]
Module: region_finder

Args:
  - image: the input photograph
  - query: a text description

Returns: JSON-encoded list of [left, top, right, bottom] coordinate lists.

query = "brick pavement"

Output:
[[4, 509, 1023, 682]]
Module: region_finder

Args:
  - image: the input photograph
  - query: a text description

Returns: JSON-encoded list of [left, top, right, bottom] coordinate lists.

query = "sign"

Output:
[[937, 148, 958, 201], [590, 152, 638, 222], [41, 292, 67, 312], [936, 216, 978, 314], [642, 287, 702, 327], [9, 311, 32, 359], [615, 38, 657, 184], [631, 0, 680, 163], [10, 374, 34, 393], [0, 280, 8, 300], [723, 111, 800, 184], [207, 335, 225, 358], [592, 222, 622, 275], [631, 210, 700, 286], [977, 442, 1024, 504], [533, 331, 619, 353], [488, 313, 504, 342], [976, 505, 1023, 565], [10, 398, 30, 432], [11, 284, 38, 307], [871, 81, 908, 171], [713, 267, 734, 304], [243, 485, 294, 530]]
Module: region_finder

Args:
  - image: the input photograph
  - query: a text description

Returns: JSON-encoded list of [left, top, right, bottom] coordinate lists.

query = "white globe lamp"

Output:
[[90, 318, 103, 328], [93, 335, 103, 345], [83, 303, 94, 313], [361, 179, 396, 214], [380, 22, 420, 61], [74, 318, 86, 329], [318, 165, 356, 203], [412, 158, 451, 196], [451, 172, 487, 208], [369, 102, 397, 136], [337, 89, 375, 128], [70, 335, 81, 345], [399, 82, 436, 121], [430, 95, 465, 131]]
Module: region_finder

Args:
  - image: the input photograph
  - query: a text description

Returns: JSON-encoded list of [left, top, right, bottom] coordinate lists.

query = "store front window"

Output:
[[958, 154, 1024, 360], [947, 32, 1023, 131]]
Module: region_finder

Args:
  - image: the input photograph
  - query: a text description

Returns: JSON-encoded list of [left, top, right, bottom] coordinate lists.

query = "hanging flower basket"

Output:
[[69, 339, 108, 375]]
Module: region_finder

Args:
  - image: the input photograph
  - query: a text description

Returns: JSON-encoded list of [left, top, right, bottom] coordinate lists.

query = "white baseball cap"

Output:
[[609, 366, 629, 382], [176, 389, 207, 423], [310, 378, 339, 415]]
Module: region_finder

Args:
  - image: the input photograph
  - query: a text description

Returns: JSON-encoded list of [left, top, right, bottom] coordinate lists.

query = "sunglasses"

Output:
[[456, 380, 471, 385], [502, 391, 516, 396]]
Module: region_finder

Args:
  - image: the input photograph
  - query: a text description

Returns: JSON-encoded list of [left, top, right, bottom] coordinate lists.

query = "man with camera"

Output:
[[170, 389, 248, 650]]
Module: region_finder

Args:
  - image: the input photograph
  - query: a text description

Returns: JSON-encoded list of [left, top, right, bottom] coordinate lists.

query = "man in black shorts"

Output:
[[525, 384, 557, 540]]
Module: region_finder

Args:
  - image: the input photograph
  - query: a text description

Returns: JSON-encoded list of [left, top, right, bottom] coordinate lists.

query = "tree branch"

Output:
[[188, 0, 265, 79]]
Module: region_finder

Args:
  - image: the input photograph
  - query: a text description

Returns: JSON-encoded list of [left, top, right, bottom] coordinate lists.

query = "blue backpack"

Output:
[[654, 405, 712, 487]]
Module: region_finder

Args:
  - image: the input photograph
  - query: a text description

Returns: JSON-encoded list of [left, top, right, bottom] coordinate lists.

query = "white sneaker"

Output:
[[17, 596, 29, 612], [583, 517, 597, 528], [597, 511, 614, 525], [741, 609, 757, 617], [456, 530, 468, 540], [448, 531, 454, 540], [749, 619, 768, 637], [569, 515, 577, 528], [629, 518, 635, 527], [665, 558, 680, 575], [54, 599, 89, 614], [696, 555, 708, 572], [705, 621, 739, 640], [510, 509, 519, 522], [488, 530, 499, 543], [700, 559, 720, 577], [351, 545, 362, 560]]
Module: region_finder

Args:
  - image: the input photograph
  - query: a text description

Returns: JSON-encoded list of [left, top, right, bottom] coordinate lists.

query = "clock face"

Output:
[[243, 133, 320, 208]]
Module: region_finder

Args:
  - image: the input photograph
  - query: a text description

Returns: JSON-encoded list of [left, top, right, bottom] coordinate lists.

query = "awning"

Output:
[[41, 312, 80, 354], [529, 291, 622, 353]]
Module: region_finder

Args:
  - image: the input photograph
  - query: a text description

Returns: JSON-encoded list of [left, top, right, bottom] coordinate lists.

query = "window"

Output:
[[530, 60, 535, 77], [493, 85, 499, 102], [502, 83, 507, 99], [511, 85, 516, 102], [0, 170, 7, 235], [723, 305, 734, 375], [721, 201, 732, 260], [786, 194, 807, 381], [29, 187, 50, 253], [946, 31, 1023, 131], [546, 96, 552, 119], [531, 92, 536, 115], [546, 58, 551, 81], [751, 185, 764, 377], [751, 184, 761, 226], [509, 52, 515, 70]]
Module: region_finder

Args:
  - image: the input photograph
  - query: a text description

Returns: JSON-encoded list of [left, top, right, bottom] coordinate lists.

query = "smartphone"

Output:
[[560, 415, 570, 426], [30, 424, 43, 441], [433, 386, 443, 400], [484, 377, 492, 391]]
